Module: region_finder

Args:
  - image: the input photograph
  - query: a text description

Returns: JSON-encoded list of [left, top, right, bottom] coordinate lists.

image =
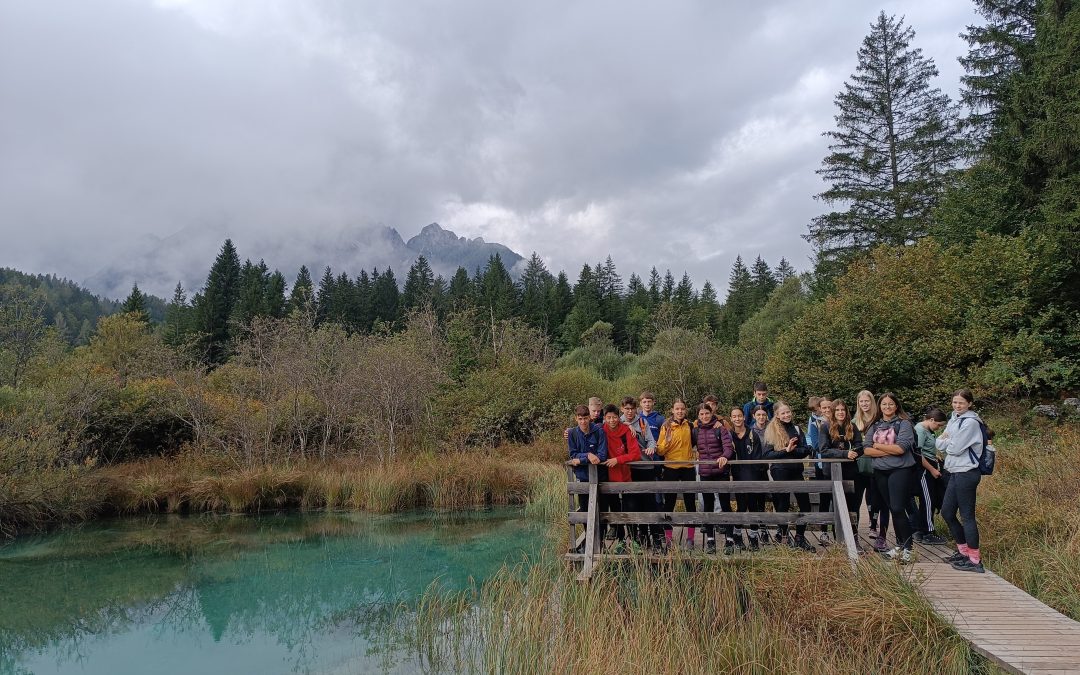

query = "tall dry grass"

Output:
[[977, 417, 1080, 619], [401, 551, 983, 674], [0, 451, 562, 537]]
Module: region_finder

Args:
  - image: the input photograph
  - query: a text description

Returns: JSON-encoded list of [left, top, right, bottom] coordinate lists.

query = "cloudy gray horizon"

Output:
[[0, 0, 977, 300]]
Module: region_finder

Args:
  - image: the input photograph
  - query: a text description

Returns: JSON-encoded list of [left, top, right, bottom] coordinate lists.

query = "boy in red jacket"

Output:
[[602, 404, 642, 549]]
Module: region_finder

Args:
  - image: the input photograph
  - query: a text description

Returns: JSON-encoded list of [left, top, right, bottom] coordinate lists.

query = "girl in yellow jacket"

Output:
[[656, 399, 697, 548]]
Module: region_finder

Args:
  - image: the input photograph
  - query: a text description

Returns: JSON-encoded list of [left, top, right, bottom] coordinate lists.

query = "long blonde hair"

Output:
[[764, 401, 791, 450], [853, 390, 877, 432]]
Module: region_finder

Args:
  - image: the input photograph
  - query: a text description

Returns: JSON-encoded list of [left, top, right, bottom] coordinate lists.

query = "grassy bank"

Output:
[[400, 551, 984, 674], [0, 442, 567, 537], [978, 415, 1080, 619]]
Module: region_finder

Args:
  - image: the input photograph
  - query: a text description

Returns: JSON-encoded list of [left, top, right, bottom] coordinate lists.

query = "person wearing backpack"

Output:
[[862, 392, 919, 564], [936, 389, 989, 573], [729, 406, 768, 551], [692, 403, 735, 553], [762, 401, 816, 552]]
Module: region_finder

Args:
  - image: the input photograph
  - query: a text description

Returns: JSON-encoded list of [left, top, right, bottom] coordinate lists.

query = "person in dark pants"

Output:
[[729, 406, 767, 551], [601, 404, 641, 548], [692, 403, 734, 553], [567, 404, 608, 552], [862, 392, 919, 564], [911, 408, 948, 545], [621, 396, 660, 548], [761, 401, 816, 552], [937, 389, 988, 573], [819, 399, 863, 546], [656, 399, 696, 549]]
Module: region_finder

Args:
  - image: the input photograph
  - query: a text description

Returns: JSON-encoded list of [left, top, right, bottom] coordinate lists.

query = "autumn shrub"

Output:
[[764, 236, 1073, 408]]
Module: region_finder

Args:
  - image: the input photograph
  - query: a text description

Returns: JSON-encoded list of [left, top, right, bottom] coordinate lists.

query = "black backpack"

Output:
[[958, 417, 995, 475]]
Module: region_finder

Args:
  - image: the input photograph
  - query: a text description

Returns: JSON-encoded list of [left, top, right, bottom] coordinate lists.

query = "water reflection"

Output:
[[0, 510, 543, 674]]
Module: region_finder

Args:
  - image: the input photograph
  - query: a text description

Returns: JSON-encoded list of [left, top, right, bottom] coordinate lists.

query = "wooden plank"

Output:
[[830, 462, 858, 569], [568, 511, 835, 526], [577, 464, 600, 582], [566, 480, 851, 495]]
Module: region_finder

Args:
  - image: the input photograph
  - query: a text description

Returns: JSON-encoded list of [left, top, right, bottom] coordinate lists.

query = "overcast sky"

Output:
[[0, 0, 978, 298]]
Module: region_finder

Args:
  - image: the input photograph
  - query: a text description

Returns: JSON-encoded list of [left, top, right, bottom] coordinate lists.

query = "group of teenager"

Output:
[[567, 382, 992, 572]]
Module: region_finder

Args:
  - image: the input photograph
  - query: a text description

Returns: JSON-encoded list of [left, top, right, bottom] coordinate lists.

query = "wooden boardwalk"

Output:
[[854, 511, 1080, 674]]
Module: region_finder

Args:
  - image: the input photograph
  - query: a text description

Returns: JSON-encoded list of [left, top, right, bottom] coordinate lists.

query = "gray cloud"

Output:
[[0, 0, 977, 298]]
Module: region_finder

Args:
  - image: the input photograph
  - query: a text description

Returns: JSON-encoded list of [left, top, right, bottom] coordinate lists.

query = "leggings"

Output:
[[942, 468, 981, 550], [814, 467, 833, 532], [735, 492, 766, 539], [629, 466, 661, 545], [661, 467, 697, 535], [700, 474, 733, 540], [771, 468, 810, 537], [853, 473, 873, 527], [874, 466, 916, 550]]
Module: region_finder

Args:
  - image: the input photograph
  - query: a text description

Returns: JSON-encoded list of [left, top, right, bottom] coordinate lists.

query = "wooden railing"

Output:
[[565, 459, 857, 580]]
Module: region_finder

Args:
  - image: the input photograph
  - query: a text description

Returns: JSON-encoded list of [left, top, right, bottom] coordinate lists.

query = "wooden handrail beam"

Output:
[[566, 480, 853, 495]]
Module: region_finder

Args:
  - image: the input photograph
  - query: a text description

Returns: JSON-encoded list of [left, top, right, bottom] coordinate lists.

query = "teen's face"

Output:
[[819, 401, 834, 417], [834, 405, 848, 422], [755, 390, 767, 403], [672, 403, 686, 420], [605, 412, 620, 429], [622, 405, 635, 420], [754, 410, 768, 427], [576, 414, 591, 430], [777, 406, 793, 423], [706, 401, 717, 413], [880, 398, 897, 418], [730, 410, 745, 427], [925, 419, 942, 431], [858, 395, 871, 412], [640, 398, 654, 413], [589, 403, 603, 418], [952, 395, 971, 414], [698, 408, 713, 424]]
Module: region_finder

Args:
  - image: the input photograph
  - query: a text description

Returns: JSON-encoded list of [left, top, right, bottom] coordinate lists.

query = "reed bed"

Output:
[[977, 419, 1080, 619], [400, 551, 983, 674]]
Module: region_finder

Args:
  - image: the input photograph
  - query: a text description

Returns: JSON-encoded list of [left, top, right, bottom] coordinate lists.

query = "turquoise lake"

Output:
[[0, 510, 545, 674]]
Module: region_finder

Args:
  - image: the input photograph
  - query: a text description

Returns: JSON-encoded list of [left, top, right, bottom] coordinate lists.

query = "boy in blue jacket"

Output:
[[569, 404, 608, 549]]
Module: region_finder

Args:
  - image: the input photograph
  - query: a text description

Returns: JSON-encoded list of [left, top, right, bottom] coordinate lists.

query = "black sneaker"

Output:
[[774, 531, 787, 545], [793, 535, 817, 553], [944, 551, 967, 564], [920, 533, 948, 546], [723, 538, 736, 555], [747, 537, 760, 552], [951, 558, 985, 573], [704, 537, 717, 554], [912, 531, 926, 543]]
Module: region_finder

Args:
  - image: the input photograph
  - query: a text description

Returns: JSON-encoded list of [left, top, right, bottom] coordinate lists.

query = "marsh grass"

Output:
[[977, 417, 1080, 619], [0, 451, 561, 536], [400, 550, 984, 674]]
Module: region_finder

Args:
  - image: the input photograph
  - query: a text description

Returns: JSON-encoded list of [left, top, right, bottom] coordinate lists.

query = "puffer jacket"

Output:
[[692, 418, 734, 478]]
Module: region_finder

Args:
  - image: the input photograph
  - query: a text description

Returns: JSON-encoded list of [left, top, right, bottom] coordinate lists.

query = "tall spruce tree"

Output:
[[775, 258, 797, 282], [121, 283, 148, 321], [694, 280, 719, 332], [233, 259, 269, 327], [316, 267, 337, 324], [546, 271, 574, 339], [519, 253, 553, 331], [355, 270, 374, 332], [717, 256, 753, 344], [560, 264, 602, 348], [749, 257, 777, 308], [478, 254, 518, 321], [266, 270, 287, 318], [163, 281, 190, 347], [806, 13, 963, 280], [447, 267, 473, 309], [287, 265, 314, 315], [194, 239, 242, 364], [371, 268, 400, 327], [401, 256, 436, 313]]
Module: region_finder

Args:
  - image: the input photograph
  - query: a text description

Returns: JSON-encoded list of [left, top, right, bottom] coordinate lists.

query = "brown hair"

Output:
[[953, 388, 974, 404], [574, 404, 590, 417], [621, 396, 637, 408], [829, 399, 854, 442]]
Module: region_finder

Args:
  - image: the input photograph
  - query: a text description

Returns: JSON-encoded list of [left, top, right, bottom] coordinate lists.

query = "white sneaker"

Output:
[[818, 533, 831, 547], [880, 546, 901, 560]]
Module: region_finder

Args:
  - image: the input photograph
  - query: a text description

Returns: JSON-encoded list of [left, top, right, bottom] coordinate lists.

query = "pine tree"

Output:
[[266, 271, 287, 318], [233, 259, 269, 327], [673, 272, 695, 315], [661, 270, 675, 304], [806, 12, 963, 279], [749, 256, 777, 309], [121, 283, 148, 321], [624, 273, 651, 352], [316, 267, 337, 324], [560, 264, 602, 348], [775, 258, 797, 282], [164, 282, 190, 346], [448, 267, 473, 309], [371, 267, 400, 327], [193, 239, 242, 364], [546, 271, 573, 338], [695, 280, 719, 332], [647, 267, 662, 308], [519, 253, 552, 331], [287, 265, 314, 315], [959, 0, 1038, 145], [401, 256, 436, 313], [596, 256, 625, 346], [717, 256, 753, 344], [478, 254, 518, 321], [356, 270, 374, 332]]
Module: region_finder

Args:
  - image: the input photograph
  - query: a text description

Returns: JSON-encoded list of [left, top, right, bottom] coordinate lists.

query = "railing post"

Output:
[[831, 461, 859, 569], [578, 463, 600, 581]]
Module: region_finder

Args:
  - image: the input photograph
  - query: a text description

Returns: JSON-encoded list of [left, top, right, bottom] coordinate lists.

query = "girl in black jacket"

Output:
[[762, 401, 816, 552], [729, 407, 767, 551], [820, 399, 864, 539]]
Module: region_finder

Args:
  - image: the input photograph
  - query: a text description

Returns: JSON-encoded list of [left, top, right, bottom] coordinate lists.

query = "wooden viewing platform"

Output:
[[564, 459, 1080, 674]]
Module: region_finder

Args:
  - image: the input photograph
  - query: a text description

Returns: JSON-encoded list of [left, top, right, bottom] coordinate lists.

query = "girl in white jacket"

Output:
[[935, 389, 988, 573]]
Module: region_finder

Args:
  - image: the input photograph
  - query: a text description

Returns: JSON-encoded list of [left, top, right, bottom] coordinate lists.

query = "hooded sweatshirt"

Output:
[[656, 417, 694, 469], [639, 409, 666, 445], [862, 416, 917, 471], [741, 397, 775, 421], [936, 410, 984, 473], [730, 425, 768, 481], [692, 418, 734, 478], [568, 424, 608, 482], [602, 422, 642, 482]]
